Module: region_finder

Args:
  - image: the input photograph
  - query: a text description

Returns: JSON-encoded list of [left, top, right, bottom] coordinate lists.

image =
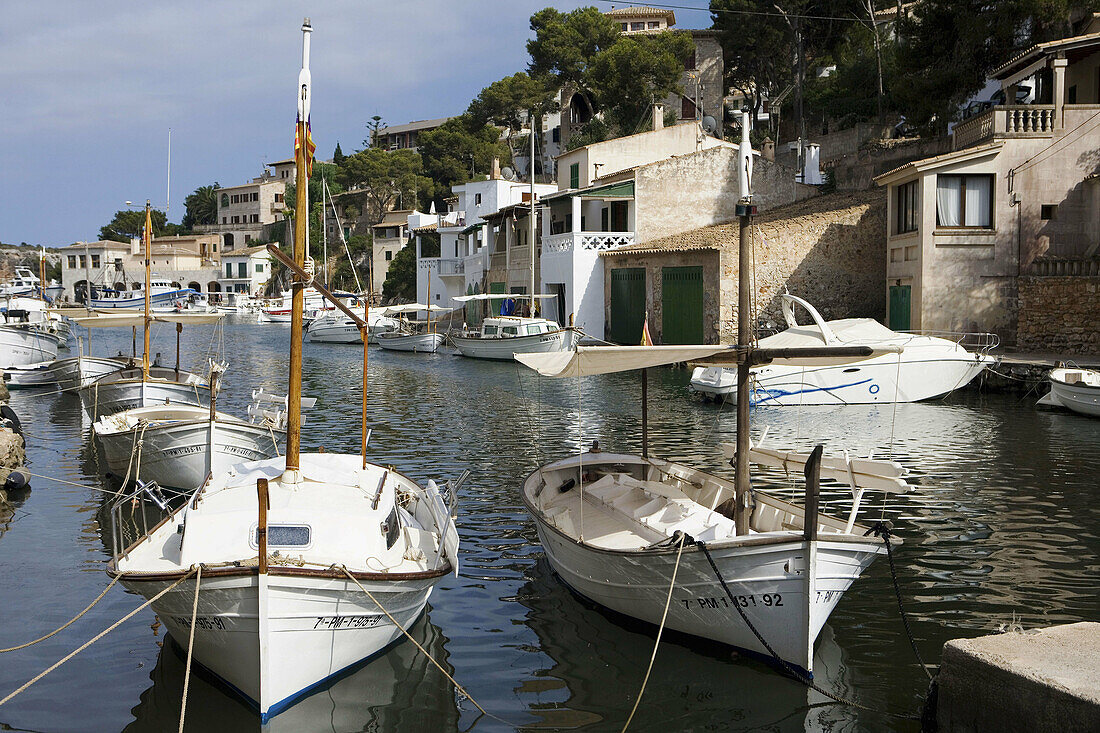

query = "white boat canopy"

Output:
[[514, 344, 904, 378], [71, 312, 226, 328], [381, 303, 453, 314], [451, 293, 558, 302]]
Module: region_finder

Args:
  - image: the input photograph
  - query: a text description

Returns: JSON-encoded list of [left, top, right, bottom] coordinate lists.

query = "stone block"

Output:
[[937, 622, 1100, 733]]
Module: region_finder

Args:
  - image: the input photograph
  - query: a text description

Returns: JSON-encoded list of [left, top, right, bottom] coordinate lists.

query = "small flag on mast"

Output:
[[295, 116, 316, 177], [640, 313, 653, 346]]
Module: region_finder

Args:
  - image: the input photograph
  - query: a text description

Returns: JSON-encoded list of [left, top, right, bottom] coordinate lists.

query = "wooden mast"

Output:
[[734, 110, 755, 536], [285, 17, 312, 477], [529, 111, 536, 316], [142, 200, 152, 381]]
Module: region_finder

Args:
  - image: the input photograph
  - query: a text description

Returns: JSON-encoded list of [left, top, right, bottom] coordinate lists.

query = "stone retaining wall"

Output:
[[1017, 276, 1100, 354]]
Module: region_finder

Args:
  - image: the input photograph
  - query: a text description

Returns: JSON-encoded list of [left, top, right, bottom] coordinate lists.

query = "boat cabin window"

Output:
[[526, 324, 543, 335], [483, 325, 498, 335], [502, 326, 519, 336], [254, 524, 311, 548]]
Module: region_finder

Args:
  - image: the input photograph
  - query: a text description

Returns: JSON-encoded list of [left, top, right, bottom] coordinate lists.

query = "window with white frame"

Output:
[[936, 174, 993, 228]]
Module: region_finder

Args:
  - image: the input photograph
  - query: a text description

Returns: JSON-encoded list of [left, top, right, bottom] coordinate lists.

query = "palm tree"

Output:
[[182, 184, 221, 230]]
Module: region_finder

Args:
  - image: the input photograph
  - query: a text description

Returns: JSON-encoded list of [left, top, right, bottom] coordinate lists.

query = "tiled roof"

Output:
[[605, 6, 675, 21], [872, 142, 1003, 184], [992, 31, 1100, 78]]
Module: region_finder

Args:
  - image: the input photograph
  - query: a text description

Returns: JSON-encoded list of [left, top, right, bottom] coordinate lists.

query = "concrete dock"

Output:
[[936, 622, 1100, 732]]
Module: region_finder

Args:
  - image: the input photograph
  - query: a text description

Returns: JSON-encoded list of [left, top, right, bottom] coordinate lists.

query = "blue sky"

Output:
[[0, 1, 712, 246]]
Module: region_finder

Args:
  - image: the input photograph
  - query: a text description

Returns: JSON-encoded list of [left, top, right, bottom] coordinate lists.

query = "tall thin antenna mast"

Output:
[[166, 129, 172, 217]]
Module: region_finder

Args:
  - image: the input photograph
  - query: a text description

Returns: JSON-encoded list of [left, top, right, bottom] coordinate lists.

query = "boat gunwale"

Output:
[[105, 559, 453, 583], [520, 455, 896, 557]]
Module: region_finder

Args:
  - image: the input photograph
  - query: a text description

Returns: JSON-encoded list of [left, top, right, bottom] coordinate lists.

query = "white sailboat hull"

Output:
[[0, 325, 59, 368], [95, 416, 284, 489], [376, 332, 445, 353], [118, 572, 436, 720], [691, 351, 993, 404], [78, 378, 209, 418], [453, 328, 576, 361], [534, 522, 880, 675], [51, 355, 135, 390]]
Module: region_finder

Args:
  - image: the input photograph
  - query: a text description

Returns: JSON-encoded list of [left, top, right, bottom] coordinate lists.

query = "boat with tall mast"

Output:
[[108, 21, 459, 720], [72, 203, 216, 418], [514, 113, 909, 676]]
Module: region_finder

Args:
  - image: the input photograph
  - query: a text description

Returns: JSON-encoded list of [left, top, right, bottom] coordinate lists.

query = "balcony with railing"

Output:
[[952, 105, 1056, 150], [542, 231, 635, 255]]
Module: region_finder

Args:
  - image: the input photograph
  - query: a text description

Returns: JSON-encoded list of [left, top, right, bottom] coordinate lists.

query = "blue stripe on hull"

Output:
[[170, 607, 429, 722], [751, 377, 874, 405]]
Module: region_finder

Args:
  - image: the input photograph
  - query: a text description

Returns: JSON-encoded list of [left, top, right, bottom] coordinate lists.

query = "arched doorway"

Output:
[[224, 233, 234, 250], [568, 93, 593, 125], [187, 281, 201, 292]]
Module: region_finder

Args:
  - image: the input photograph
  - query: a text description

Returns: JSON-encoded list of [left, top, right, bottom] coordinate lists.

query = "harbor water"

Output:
[[0, 318, 1097, 732]]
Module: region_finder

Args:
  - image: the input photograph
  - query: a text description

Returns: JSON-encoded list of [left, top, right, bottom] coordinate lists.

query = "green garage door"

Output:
[[662, 266, 704, 344], [610, 268, 646, 344], [889, 285, 911, 331]]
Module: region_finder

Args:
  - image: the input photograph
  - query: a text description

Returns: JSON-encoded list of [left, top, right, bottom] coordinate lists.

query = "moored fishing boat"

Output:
[[107, 22, 460, 721], [0, 321, 60, 369], [92, 383, 287, 490], [375, 303, 449, 353], [451, 314, 575, 360], [1037, 365, 1100, 417]]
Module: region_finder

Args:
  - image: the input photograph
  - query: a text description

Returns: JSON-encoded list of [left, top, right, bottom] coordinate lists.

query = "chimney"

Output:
[[761, 137, 775, 162], [491, 157, 501, 180], [652, 102, 665, 131]]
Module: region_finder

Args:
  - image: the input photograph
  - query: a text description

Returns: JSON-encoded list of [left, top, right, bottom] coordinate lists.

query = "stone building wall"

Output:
[[1017, 276, 1100, 354], [602, 190, 887, 344]]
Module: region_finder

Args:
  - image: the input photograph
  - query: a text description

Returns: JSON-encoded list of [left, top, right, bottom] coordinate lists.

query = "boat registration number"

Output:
[[682, 593, 783, 610], [313, 615, 384, 630], [171, 615, 227, 630]]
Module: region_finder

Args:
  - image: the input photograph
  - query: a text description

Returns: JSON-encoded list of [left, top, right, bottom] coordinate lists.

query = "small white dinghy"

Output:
[[375, 304, 450, 353], [108, 24, 461, 722], [690, 294, 995, 405], [1037, 366, 1100, 417]]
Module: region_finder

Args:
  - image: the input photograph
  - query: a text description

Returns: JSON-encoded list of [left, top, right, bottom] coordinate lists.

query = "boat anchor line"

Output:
[[693, 534, 920, 721]]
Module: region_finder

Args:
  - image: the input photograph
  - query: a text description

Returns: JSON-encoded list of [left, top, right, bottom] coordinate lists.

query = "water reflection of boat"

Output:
[[122, 612, 460, 733], [515, 558, 858, 732]]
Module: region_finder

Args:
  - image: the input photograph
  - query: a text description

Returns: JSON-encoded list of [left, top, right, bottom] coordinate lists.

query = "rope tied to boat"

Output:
[[0, 567, 198, 708], [621, 531, 687, 732], [178, 565, 202, 733], [691, 535, 920, 721], [866, 521, 934, 680], [0, 574, 123, 653], [335, 565, 513, 726]]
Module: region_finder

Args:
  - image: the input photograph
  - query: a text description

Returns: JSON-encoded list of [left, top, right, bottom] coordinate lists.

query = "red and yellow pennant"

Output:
[[640, 313, 654, 346], [294, 116, 316, 177]]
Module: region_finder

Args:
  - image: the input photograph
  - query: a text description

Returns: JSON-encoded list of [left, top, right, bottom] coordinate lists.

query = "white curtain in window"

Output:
[[937, 176, 961, 226], [964, 176, 991, 227]]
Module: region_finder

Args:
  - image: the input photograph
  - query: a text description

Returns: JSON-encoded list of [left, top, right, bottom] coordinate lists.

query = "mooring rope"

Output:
[[337, 565, 510, 726], [178, 565, 202, 733], [692, 537, 919, 721], [621, 531, 686, 732], [0, 568, 197, 708], [867, 522, 933, 680], [0, 575, 123, 653]]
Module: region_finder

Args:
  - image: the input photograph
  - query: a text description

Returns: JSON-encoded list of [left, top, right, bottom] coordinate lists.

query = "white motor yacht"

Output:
[[690, 294, 995, 405]]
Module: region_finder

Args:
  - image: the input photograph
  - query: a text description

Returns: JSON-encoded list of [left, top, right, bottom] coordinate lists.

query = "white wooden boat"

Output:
[[516, 345, 909, 675], [76, 369, 212, 417], [376, 331, 445, 353], [107, 453, 459, 719], [0, 322, 60, 368], [93, 403, 286, 489], [451, 315, 576, 361], [690, 294, 995, 405], [3, 354, 131, 390], [107, 24, 461, 722], [1037, 366, 1100, 417]]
